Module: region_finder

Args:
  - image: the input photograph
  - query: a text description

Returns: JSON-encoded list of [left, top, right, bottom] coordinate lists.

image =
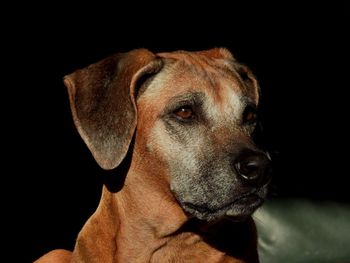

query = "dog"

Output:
[[35, 48, 271, 263]]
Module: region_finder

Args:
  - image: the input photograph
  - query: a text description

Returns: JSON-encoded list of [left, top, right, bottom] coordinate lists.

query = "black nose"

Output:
[[234, 150, 272, 186]]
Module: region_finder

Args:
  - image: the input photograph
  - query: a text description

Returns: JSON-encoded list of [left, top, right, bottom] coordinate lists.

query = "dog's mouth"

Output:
[[182, 188, 266, 222]]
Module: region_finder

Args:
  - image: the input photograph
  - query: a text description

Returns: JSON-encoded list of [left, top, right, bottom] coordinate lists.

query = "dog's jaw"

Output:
[[175, 185, 268, 222]]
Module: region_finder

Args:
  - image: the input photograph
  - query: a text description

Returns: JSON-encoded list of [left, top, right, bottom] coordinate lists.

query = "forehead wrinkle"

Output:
[[160, 51, 235, 90], [182, 54, 250, 101], [143, 59, 218, 99], [170, 54, 222, 90], [157, 49, 257, 97], [211, 59, 259, 104]]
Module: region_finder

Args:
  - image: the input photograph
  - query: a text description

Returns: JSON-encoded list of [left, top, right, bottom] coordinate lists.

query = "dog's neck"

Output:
[[71, 173, 258, 263], [70, 166, 188, 262]]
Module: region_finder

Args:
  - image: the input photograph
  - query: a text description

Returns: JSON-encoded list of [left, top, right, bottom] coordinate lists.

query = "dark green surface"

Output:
[[255, 198, 350, 263]]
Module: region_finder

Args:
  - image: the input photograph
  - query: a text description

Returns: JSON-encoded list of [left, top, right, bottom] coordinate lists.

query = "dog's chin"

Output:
[[182, 191, 266, 222]]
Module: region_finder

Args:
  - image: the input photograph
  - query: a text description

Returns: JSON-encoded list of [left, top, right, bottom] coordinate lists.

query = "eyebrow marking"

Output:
[[162, 92, 205, 114]]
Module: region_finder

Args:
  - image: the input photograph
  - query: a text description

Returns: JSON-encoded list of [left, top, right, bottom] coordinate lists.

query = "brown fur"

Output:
[[35, 48, 264, 263]]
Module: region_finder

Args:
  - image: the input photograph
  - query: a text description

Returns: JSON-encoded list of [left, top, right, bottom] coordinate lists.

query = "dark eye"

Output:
[[173, 106, 194, 120], [243, 106, 257, 124]]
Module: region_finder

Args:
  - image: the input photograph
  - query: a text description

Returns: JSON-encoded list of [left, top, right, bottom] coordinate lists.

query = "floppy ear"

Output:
[[64, 49, 163, 170]]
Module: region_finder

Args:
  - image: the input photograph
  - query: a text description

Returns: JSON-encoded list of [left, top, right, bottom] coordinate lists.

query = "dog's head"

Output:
[[64, 48, 271, 222]]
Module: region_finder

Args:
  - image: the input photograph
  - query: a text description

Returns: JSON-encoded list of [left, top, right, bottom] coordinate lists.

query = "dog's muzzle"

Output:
[[179, 149, 272, 222]]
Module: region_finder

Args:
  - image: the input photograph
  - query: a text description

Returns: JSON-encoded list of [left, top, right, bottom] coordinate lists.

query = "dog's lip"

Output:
[[183, 190, 263, 215]]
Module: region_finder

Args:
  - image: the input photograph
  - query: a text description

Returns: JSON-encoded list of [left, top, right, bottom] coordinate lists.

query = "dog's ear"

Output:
[[64, 49, 163, 170]]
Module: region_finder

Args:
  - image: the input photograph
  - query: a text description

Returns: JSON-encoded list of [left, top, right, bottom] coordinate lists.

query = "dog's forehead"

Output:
[[139, 49, 258, 118]]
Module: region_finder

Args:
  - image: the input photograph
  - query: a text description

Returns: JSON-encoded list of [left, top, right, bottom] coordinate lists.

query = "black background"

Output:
[[6, 2, 346, 262]]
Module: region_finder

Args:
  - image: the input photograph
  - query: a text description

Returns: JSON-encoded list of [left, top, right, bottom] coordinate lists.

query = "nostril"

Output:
[[235, 160, 260, 180], [234, 152, 272, 185]]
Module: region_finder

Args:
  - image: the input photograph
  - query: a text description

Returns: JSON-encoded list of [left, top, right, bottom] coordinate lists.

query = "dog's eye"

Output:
[[173, 106, 194, 119], [243, 106, 257, 124]]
